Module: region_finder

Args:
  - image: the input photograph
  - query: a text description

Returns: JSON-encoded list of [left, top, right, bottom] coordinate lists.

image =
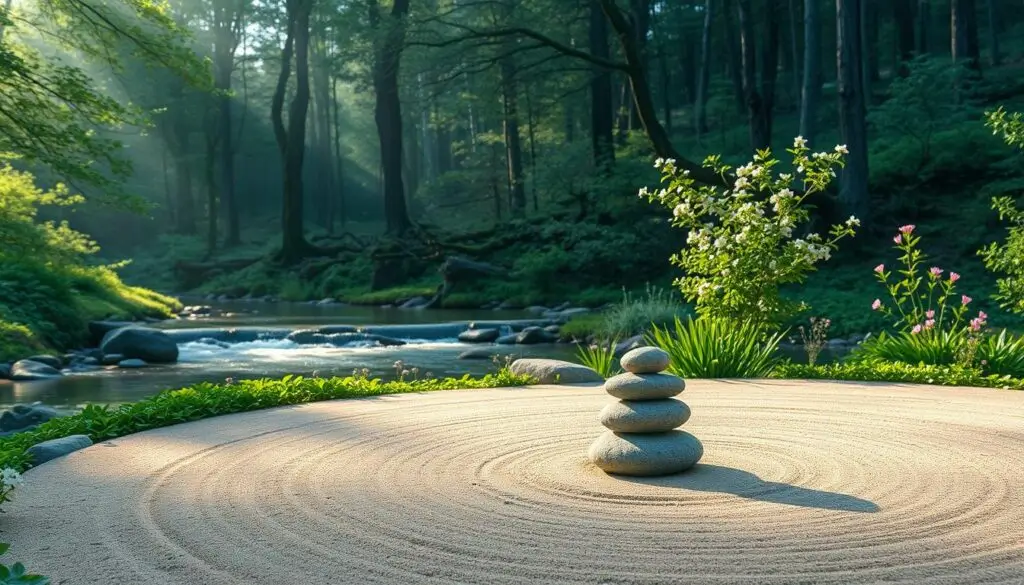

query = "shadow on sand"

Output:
[[617, 464, 880, 513]]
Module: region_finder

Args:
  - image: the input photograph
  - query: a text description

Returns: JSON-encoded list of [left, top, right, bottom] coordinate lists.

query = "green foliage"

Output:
[[0, 371, 532, 473], [647, 316, 784, 379], [981, 108, 1024, 314], [561, 285, 688, 341], [870, 224, 980, 333], [0, 543, 49, 584], [641, 140, 858, 328], [575, 340, 619, 379], [0, 163, 178, 360], [853, 328, 1024, 379], [772, 360, 1024, 391], [1, 0, 209, 197], [868, 57, 976, 176]]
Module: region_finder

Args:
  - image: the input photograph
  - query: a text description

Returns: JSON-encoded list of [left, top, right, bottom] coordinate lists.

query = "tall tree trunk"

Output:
[[951, 0, 981, 72], [331, 76, 346, 226], [499, 53, 526, 216], [627, 0, 651, 130], [694, 0, 714, 137], [916, 0, 929, 55], [204, 121, 218, 257], [837, 0, 870, 225], [526, 90, 538, 212], [737, 0, 777, 151], [800, 0, 821, 144], [213, 0, 241, 247], [986, 0, 1000, 66], [788, 0, 801, 97], [312, 32, 334, 231], [722, 0, 747, 115], [171, 111, 196, 235], [589, 0, 615, 171], [271, 0, 313, 265], [892, 0, 916, 76], [861, 0, 876, 105], [370, 0, 412, 235]]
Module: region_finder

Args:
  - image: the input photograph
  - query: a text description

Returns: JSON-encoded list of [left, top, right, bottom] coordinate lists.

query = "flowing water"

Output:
[[0, 300, 577, 411]]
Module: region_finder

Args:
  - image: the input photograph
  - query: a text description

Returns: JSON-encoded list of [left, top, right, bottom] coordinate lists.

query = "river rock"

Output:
[[495, 334, 518, 345], [0, 403, 60, 433], [604, 372, 684, 400], [26, 434, 93, 465], [458, 328, 501, 343], [599, 399, 691, 433], [9, 359, 63, 381], [588, 430, 704, 476], [87, 320, 134, 346], [25, 354, 62, 369], [100, 327, 179, 364], [508, 359, 603, 384], [516, 326, 556, 344], [621, 347, 671, 374], [0, 363, 10, 380], [118, 359, 149, 369]]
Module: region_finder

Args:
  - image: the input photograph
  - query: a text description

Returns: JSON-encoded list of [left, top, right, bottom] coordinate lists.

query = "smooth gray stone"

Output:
[[101, 354, 125, 366], [599, 399, 691, 432], [458, 328, 501, 343], [9, 359, 63, 381], [620, 347, 671, 374], [495, 334, 518, 345], [0, 403, 59, 432], [509, 359, 603, 384], [457, 348, 496, 360], [588, 430, 703, 476], [604, 372, 684, 400], [100, 327, 178, 364], [26, 355, 63, 369], [27, 435, 93, 465]]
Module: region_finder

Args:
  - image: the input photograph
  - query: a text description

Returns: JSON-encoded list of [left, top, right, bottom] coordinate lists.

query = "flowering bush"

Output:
[[640, 138, 858, 328], [980, 107, 1024, 313], [871, 224, 985, 335]]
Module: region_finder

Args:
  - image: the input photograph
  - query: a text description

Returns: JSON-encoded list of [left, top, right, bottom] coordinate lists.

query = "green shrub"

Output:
[[853, 330, 966, 366], [576, 340, 620, 378], [647, 316, 784, 378], [0, 371, 533, 472], [0, 161, 178, 359], [640, 139, 857, 328], [980, 107, 1024, 314], [772, 360, 1024, 390]]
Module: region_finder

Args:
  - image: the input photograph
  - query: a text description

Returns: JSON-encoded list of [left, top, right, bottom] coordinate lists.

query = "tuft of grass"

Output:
[[648, 316, 784, 378], [0, 371, 534, 472], [575, 340, 620, 378], [772, 360, 1024, 390], [562, 285, 689, 341]]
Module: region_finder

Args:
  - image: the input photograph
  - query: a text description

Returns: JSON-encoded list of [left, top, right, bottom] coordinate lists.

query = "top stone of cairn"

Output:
[[620, 346, 671, 374]]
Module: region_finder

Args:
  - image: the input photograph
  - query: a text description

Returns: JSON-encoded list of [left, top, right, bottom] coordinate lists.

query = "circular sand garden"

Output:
[[5, 381, 1023, 584]]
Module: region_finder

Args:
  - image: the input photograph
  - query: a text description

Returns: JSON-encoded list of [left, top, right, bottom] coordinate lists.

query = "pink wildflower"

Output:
[[874, 264, 885, 274], [962, 295, 972, 305], [929, 267, 943, 277], [912, 324, 923, 334], [979, 311, 988, 320], [949, 272, 960, 282], [871, 299, 882, 310], [926, 309, 935, 319], [899, 224, 916, 235], [970, 319, 983, 332], [893, 234, 903, 245], [924, 319, 935, 330]]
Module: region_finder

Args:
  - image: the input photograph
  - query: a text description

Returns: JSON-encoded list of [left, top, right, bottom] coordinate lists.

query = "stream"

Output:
[[0, 300, 578, 410]]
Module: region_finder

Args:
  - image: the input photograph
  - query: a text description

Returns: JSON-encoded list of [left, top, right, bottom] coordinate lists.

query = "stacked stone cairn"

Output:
[[587, 347, 704, 476]]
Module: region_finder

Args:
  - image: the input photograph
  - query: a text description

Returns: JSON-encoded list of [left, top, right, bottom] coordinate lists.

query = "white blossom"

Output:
[[794, 136, 808, 148], [835, 144, 849, 155], [2, 468, 22, 487]]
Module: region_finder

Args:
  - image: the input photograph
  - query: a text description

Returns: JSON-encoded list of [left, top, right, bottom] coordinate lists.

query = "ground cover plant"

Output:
[[648, 316, 785, 379], [0, 371, 532, 473]]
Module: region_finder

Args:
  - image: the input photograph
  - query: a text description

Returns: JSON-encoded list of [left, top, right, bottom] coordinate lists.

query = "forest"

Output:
[[2, 0, 1024, 360]]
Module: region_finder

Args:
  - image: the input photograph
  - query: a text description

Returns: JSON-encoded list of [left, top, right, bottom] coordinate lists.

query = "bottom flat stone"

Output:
[[587, 430, 703, 476]]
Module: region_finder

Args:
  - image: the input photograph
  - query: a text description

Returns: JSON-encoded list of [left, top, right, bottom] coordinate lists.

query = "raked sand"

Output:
[[4, 381, 1024, 584]]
